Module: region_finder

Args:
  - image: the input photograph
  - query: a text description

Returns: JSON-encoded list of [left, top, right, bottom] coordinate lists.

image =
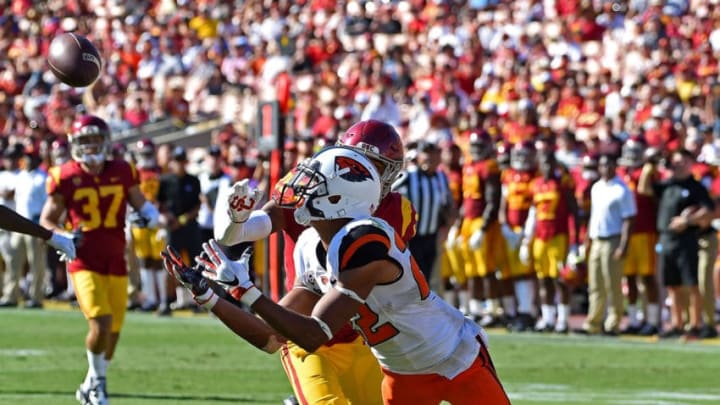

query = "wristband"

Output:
[[231, 285, 262, 306], [194, 289, 218, 310]]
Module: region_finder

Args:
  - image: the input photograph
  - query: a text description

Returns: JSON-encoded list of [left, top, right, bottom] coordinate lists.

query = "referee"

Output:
[[393, 141, 456, 281]]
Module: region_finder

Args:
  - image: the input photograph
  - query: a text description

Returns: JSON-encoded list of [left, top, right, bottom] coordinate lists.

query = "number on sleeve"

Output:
[[394, 233, 430, 300]]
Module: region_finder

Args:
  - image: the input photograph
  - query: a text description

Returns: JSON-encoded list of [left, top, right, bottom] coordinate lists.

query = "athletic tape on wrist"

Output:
[[312, 316, 334, 340], [195, 289, 218, 310], [240, 286, 262, 306]]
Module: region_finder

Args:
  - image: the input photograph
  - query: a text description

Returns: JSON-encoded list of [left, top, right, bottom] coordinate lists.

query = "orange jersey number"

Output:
[[72, 185, 125, 230], [353, 304, 400, 346]]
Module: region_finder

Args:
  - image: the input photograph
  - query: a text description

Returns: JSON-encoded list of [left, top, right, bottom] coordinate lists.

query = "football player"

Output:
[[438, 142, 468, 314], [519, 151, 579, 333], [40, 115, 159, 405], [213, 120, 416, 405], [166, 147, 509, 404], [500, 141, 538, 331], [130, 138, 169, 314], [617, 138, 661, 335], [459, 130, 505, 326]]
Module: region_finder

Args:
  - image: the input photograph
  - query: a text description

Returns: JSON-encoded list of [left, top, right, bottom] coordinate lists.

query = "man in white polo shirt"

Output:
[[579, 154, 636, 335]]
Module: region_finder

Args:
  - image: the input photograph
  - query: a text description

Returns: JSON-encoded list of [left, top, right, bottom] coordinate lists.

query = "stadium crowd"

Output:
[[1, 0, 720, 339]]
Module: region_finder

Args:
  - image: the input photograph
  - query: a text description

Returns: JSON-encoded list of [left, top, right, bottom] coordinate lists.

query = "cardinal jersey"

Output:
[[137, 167, 161, 203], [294, 216, 482, 379], [619, 167, 657, 234], [530, 174, 573, 241], [47, 159, 138, 275], [443, 166, 463, 208], [502, 169, 534, 227], [462, 159, 500, 219]]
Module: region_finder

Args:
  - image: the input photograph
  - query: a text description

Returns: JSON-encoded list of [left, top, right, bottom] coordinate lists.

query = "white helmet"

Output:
[[274, 146, 381, 226]]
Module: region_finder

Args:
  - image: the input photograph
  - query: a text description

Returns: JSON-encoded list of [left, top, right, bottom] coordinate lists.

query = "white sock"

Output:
[[715, 298, 720, 312], [155, 270, 168, 309], [646, 303, 660, 327], [175, 287, 190, 307], [541, 304, 556, 325], [627, 304, 639, 327], [514, 279, 534, 314], [469, 298, 483, 316], [66, 269, 75, 295], [458, 290, 470, 315], [557, 304, 569, 325], [502, 296, 517, 318], [83, 350, 106, 388], [485, 299, 501, 316], [141, 268, 157, 306]]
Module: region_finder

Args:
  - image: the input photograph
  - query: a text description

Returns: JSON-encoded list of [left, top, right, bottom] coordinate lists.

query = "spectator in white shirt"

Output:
[[1, 151, 48, 308], [578, 154, 636, 335]]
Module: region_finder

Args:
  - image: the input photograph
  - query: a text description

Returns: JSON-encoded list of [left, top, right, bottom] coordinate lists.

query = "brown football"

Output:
[[48, 33, 102, 87]]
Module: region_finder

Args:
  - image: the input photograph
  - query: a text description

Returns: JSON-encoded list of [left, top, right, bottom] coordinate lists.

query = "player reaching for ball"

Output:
[[164, 147, 510, 404], [40, 115, 159, 405], [212, 120, 416, 404]]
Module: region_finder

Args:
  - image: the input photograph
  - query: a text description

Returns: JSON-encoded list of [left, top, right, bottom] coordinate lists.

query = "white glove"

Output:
[[518, 241, 531, 266], [48, 231, 76, 261], [139, 201, 160, 228], [195, 239, 261, 306], [445, 224, 459, 249], [501, 223, 522, 250], [469, 229, 484, 250], [227, 179, 263, 223], [566, 244, 580, 269]]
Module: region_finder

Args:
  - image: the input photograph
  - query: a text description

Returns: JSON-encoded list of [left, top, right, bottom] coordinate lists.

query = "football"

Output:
[[48, 33, 102, 87]]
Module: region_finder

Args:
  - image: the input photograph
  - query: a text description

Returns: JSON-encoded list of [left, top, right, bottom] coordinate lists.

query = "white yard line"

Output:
[[507, 383, 720, 404]]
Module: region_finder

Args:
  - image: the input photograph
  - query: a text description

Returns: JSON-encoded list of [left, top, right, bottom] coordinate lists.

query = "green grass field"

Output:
[[1, 308, 720, 405]]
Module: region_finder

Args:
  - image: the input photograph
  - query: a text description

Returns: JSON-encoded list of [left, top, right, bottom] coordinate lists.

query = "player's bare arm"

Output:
[[483, 172, 501, 227], [253, 259, 400, 352], [1, 205, 52, 240], [127, 185, 160, 228], [40, 193, 67, 232]]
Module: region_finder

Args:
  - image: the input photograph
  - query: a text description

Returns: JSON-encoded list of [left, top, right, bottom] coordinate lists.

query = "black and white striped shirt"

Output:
[[392, 166, 451, 237]]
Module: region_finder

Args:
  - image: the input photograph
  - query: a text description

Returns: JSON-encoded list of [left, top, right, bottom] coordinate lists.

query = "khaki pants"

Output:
[[584, 236, 625, 333], [2, 232, 47, 303], [698, 233, 717, 327]]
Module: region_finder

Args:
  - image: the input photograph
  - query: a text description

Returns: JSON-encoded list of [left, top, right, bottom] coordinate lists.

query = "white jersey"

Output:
[[293, 216, 483, 379]]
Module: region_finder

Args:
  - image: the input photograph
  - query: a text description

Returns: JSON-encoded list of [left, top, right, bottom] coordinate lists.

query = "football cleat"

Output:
[[76, 377, 108, 405], [637, 323, 659, 336]]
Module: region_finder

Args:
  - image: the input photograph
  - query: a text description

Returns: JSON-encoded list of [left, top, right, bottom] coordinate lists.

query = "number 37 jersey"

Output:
[[294, 217, 482, 379], [47, 159, 138, 275]]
